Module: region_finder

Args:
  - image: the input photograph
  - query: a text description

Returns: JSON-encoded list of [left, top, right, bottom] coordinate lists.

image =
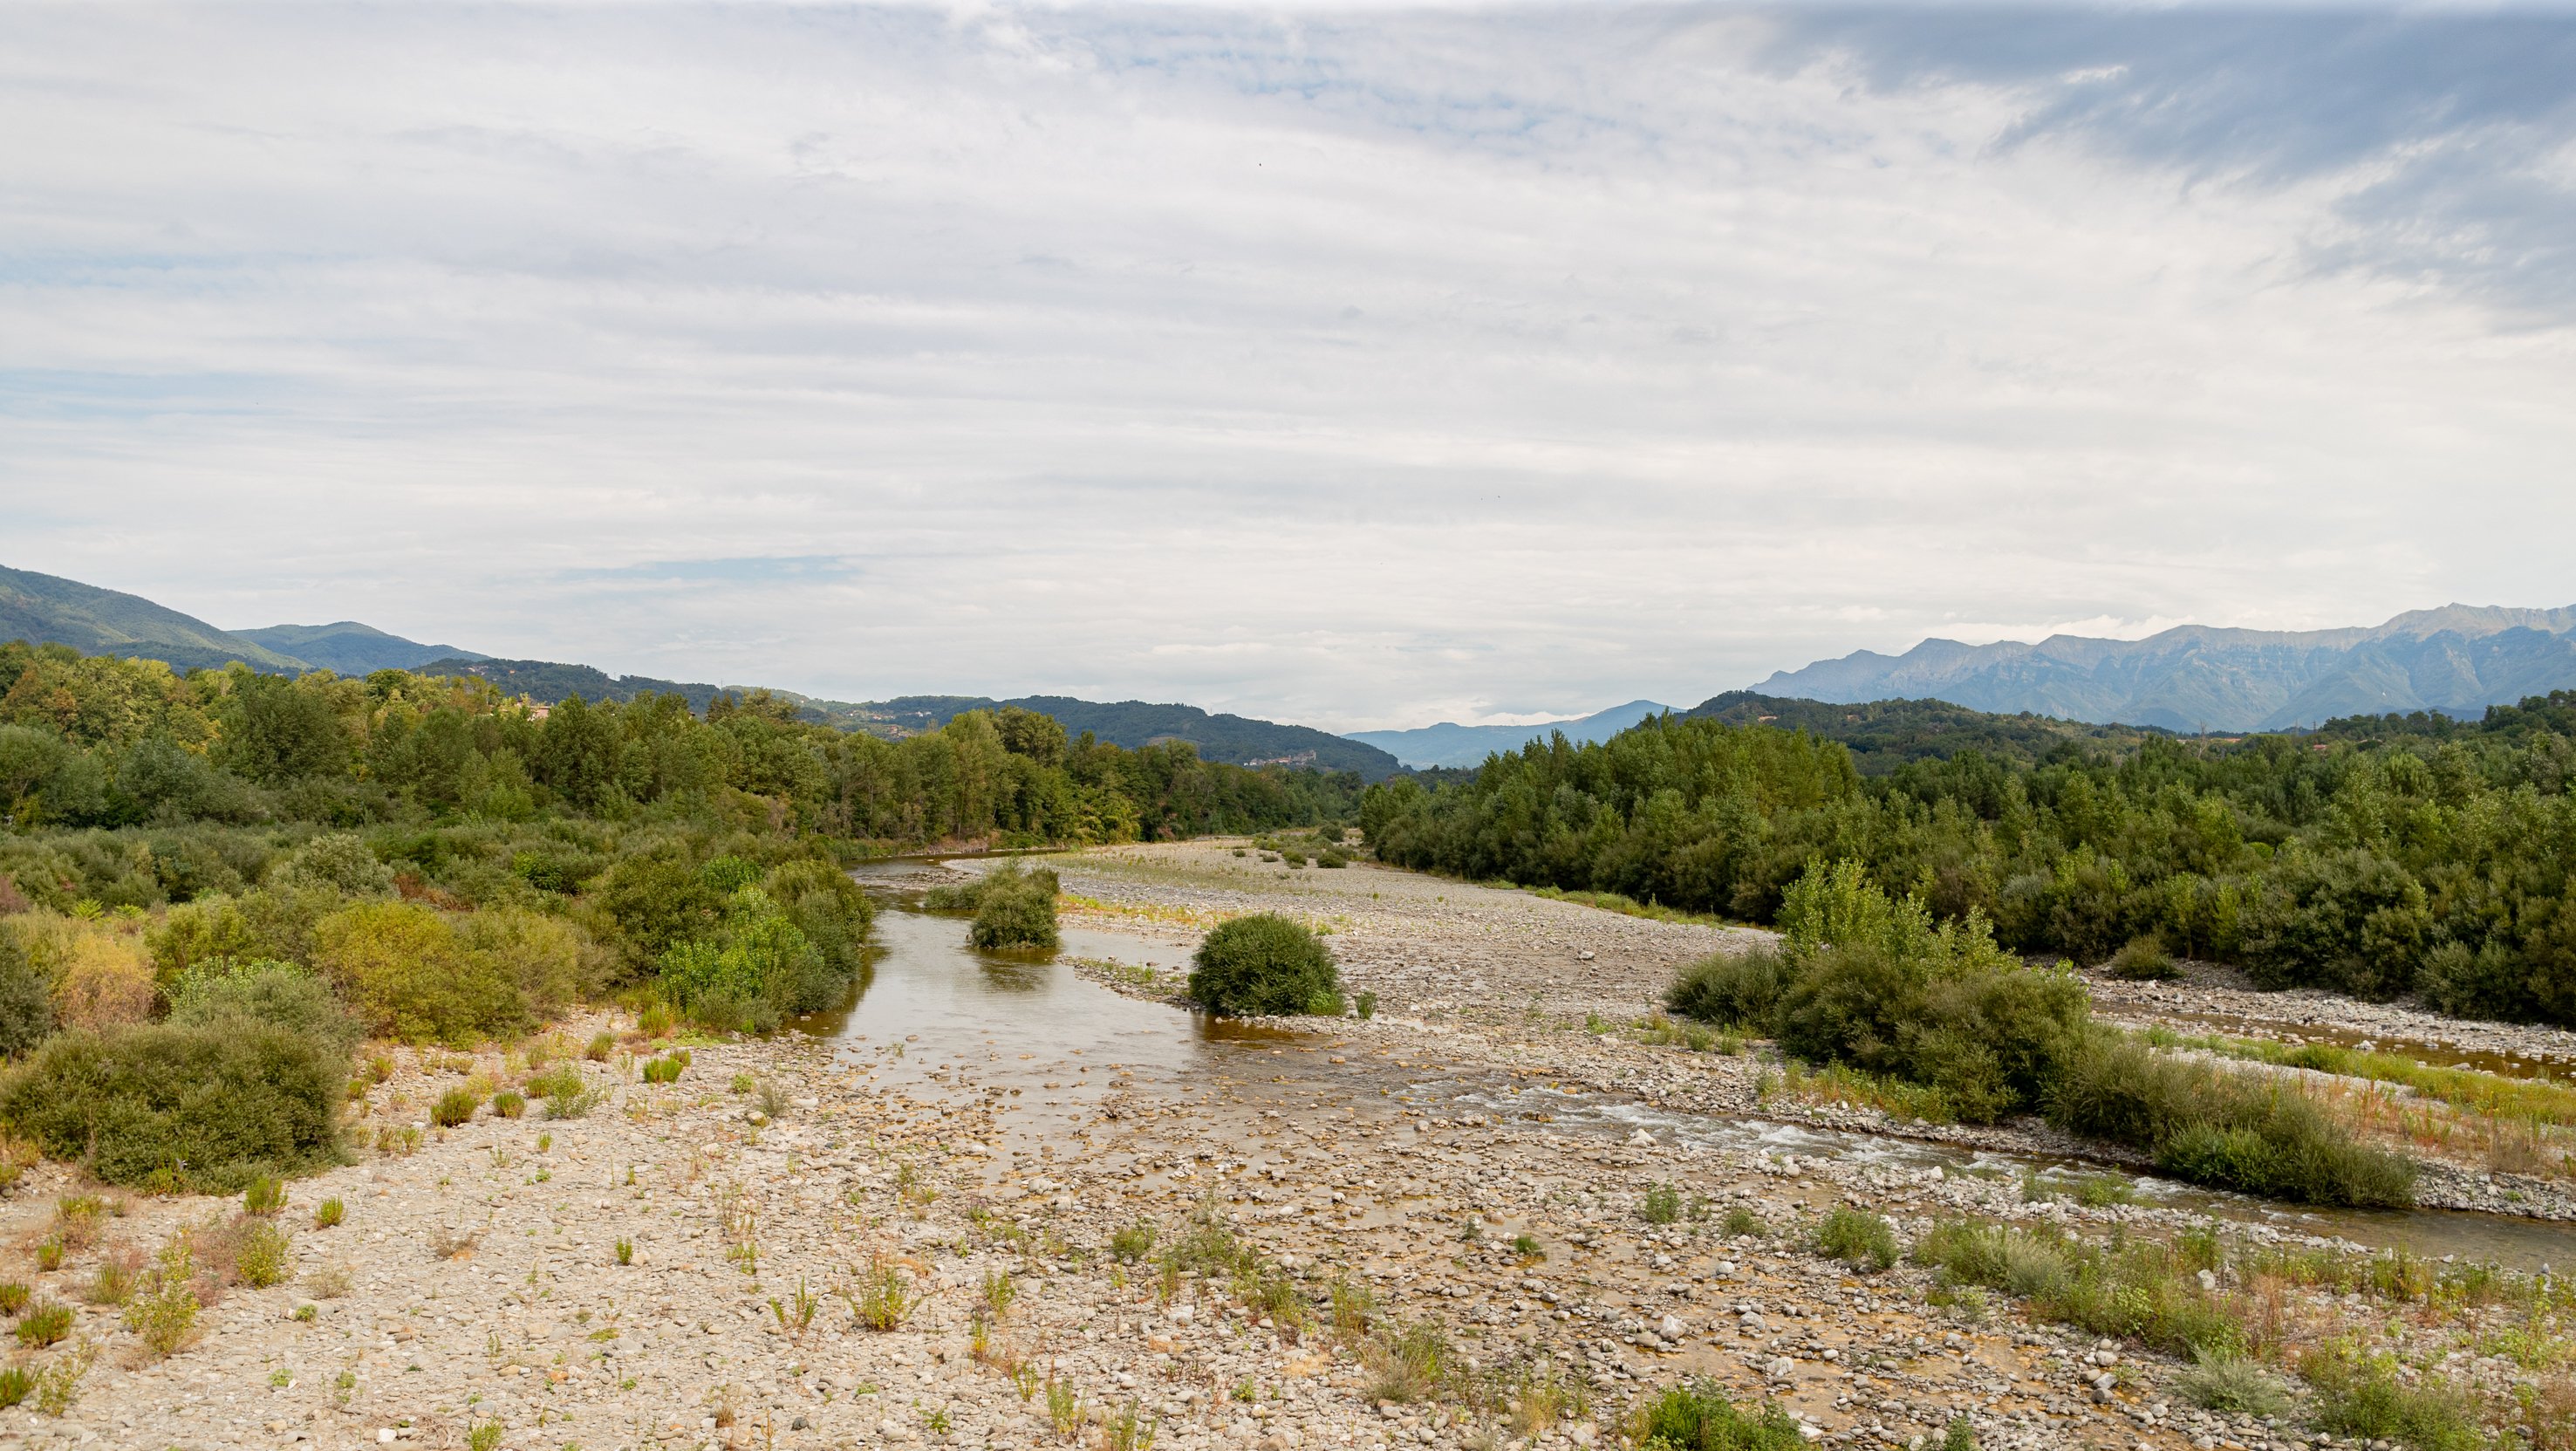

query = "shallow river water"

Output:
[[814, 865, 2576, 1272]]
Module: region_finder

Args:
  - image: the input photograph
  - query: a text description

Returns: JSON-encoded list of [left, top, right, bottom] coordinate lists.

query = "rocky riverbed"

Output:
[[1, 843, 2563, 1451]]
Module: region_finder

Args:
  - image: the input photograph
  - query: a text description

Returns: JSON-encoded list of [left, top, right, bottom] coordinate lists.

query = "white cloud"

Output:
[[2, 4, 2571, 732]]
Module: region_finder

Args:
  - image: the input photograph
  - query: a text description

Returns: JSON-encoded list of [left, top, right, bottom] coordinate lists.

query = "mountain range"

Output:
[[1754, 605, 2576, 733], [0, 565, 1400, 776], [14, 559, 2576, 760], [1343, 700, 1675, 769]]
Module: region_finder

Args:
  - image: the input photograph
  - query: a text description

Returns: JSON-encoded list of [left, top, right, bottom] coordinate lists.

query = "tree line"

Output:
[[1360, 694, 2576, 1028], [0, 640, 1361, 884]]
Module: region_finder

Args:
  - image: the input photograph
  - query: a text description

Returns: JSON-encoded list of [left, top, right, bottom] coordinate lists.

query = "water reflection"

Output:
[[818, 860, 2575, 1271]]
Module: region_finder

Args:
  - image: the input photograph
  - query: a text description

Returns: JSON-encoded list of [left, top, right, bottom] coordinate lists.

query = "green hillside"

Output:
[[1678, 689, 2168, 775], [0, 564, 304, 673], [235, 621, 484, 674], [858, 695, 1400, 779]]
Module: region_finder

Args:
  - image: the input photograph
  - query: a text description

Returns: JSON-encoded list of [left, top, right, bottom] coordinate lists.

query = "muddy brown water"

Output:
[[817, 864, 2576, 1273]]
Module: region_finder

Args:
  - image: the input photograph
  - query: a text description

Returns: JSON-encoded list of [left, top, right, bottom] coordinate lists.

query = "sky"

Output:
[[4, 3, 2573, 731]]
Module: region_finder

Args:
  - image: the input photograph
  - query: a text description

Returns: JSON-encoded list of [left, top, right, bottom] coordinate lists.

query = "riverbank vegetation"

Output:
[[929, 860, 1063, 951], [0, 641, 1363, 1189], [1189, 913, 1343, 1016], [1361, 694, 2576, 1029], [1670, 860, 2415, 1206]]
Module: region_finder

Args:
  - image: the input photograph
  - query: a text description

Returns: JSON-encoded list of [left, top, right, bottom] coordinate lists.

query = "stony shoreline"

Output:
[[3, 842, 2565, 1451]]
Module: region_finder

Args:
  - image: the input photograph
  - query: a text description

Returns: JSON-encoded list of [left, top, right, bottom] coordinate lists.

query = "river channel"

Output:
[[812, 862, 2576, 1273]]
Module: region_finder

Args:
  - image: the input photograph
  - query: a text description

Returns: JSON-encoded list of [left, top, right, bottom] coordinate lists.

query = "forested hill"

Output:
[[1679, 691, 2167, 774], [855, 695, 1400, 780], [418, 656, 796, 722], [0, 565, 305, 674], [236, 623, 484, 675]]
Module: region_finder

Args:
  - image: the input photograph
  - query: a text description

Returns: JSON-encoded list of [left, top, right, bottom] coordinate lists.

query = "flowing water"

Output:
[[814, 863, 2576, 1272]]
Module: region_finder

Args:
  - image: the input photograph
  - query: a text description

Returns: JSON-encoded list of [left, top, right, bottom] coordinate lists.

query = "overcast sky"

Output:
[[5, 3, 2573, 730]]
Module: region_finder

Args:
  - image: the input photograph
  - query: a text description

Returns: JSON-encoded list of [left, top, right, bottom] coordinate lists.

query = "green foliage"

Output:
[[0, 924, 51, 1057], [312, 901, 528, 1044], [2106, 934, 2182, 981], [165, 957, 362, 1057], [2048, 1034, 2416, 1208], [1110, 1221, 1157, 1263], [1631, 1379, 1806, 1451], [273, 832, 394, 896], [1638, 1183, 1682, 1225], [0, 1021, 342, 1192], [233, 1218, 292, 1287], [13, 1301, 70, 1348], [658, 882, 856, 1032], [1362, 697, 2576, 1030], [1912, 1219, 2245, 1360], [965, 862, 1061, 951], [242, 1174, 285, 1215], [1665, 944, 1783, 1029], [2175, 1348, 2292, 1417], [432, 1086, 478, 1126], [1188, 914, 1341, 1016], [1814, 1208, 1896, 1271], [2298, 1345, 2483, 1451]]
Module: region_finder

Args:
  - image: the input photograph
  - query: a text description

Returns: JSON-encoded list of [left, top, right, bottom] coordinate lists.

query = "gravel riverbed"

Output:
[[1, 842, 2559, 1451]]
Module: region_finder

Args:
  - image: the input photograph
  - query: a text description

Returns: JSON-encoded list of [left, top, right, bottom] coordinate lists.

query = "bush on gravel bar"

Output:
[[0, 1022, 343, 1193], [1189, 914, 1341, 1016]]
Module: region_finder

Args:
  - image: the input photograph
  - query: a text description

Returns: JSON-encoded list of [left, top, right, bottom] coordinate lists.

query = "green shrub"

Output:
[[312, 1197, 345, 1229], [1912, 1219, 2243, 1360], [1639, 1182, 1681, 1225], [1666, 944, 1784, 1028], [2298, 1345, 2481, 1451], [0, 1022, 343, 1192], [14, 1301, 70, 1348], [123, 1246, 201, 1358], [0, 1282, 25, 1314], [274, 832, 395, 897], [967, 863, 1059, 951], [2106, 935, 2183, 982], [659, 882, 859, 1032], [1189, 914, 1340, 1016], [313, 900, 526, 1044], [0, 1366, 25, 1408], [166, 958, 363, 1057], [234, 1219, 293, 1287], [491, 1089, 525, 1119], [1814, 1208, 1896, 1271], [432, 1086, 478, 1127], [1631, 1378, 1805, 1451], [0, 925, 52, 1057], [528, 1064, 598, 1119], [2176, 1348, 2292, 1417], [243, 1174, 286, 1215], [2047, 1035, 2415, 1207]]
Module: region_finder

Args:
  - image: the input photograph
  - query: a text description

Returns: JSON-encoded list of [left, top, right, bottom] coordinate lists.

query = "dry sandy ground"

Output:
[[0, 842, 2555, 1451]]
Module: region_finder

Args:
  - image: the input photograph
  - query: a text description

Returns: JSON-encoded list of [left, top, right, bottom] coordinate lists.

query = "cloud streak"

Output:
[[1, 3, 2570, 729]]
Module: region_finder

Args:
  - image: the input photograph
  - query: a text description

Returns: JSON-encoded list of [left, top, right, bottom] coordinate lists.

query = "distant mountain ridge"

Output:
[[236, 622, 485, 675], [1, 564, 307, 673], [1343, 700, 1675, 769], [1756, 605, 2576, 732]]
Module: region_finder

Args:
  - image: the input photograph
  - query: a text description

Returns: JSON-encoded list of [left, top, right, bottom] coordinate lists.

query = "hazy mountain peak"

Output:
[[1758, 604, 2576, 732]]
